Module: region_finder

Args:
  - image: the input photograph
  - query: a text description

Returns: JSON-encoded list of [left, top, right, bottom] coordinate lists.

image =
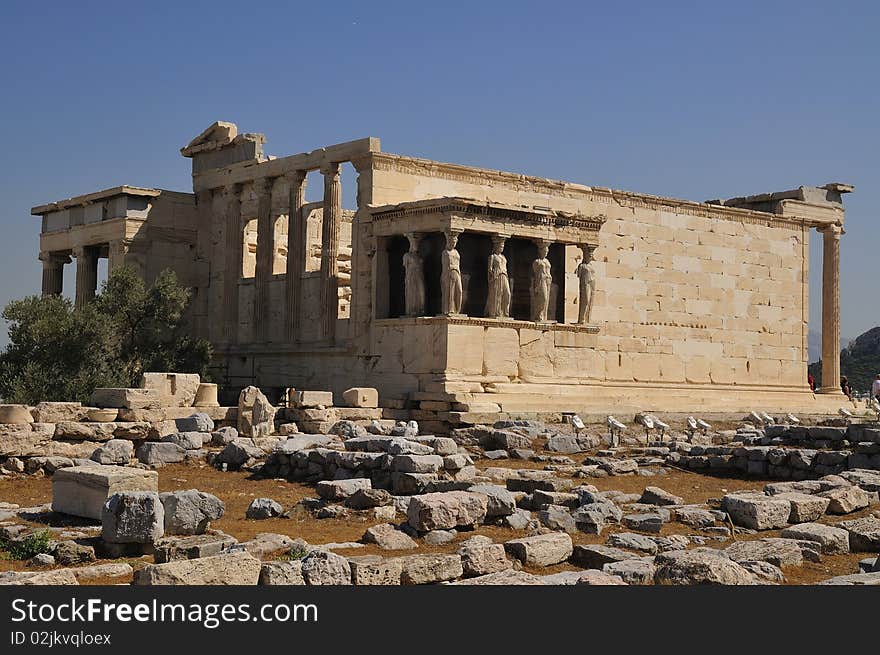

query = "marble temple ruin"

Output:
[[30, 121, 854, 423]]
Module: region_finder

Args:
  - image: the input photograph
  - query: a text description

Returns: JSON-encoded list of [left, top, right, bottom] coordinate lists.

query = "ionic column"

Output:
[[320, 162, 341, 343], [39, 252, 68, 296], [254, 177, 276, 342], [285, 170, 307, 343], [72, 246, 98, 309], [818, 224, 844, 394], [222, 184, 242, 344]]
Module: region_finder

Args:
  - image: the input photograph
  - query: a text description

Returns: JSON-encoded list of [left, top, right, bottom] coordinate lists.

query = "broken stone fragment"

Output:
[[101, 491, 165, 544], [721, 492, 791, 530], [348, 556, 403, 585], [0, 404, 34, 424], [362, 523, 417, 550], [136, 442, 186, 466], [504, 532, 573, 567], [819, 486, 870, 514], [639, 486, 684, 506], [300, 550, 351, 585], [406, 491, 488, 532], [316, 478, 372, 501], [781, 523, 850, 555], [654, 548, 756, 585], [398, 553, 463, 585], [134, 550, 261, 585], [90, 439, 133, 465], [245, 498, 283, 520], [160, 489, 225, 535], [237, 386, 276, 437], [341, 387, 378, 408]]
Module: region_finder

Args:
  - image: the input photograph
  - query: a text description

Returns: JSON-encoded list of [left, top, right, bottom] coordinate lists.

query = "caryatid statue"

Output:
[[403, 233, 425, 317], [576, 244, 596, 324], [530, 240, 552, 322], [441, 229, 463, 315], [485, 235, 511, 318]]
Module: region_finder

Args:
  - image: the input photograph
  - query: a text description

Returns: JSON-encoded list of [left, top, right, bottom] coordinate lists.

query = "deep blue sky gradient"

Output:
[[0, 0, 877, 347]]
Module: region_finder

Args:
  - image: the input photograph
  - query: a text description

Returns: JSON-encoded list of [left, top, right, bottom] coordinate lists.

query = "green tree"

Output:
[[93, 267, 212, 387], [0, 294, 121, 403], [0, 267, 211, 404]]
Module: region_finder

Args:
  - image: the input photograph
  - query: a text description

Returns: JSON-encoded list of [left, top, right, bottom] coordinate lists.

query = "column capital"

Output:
[[221, 183, 241, 197], [579, 243, 596, 257], [349, 155, 372, 173], [254, 176, 276, 197], [284, 169, 307, 185], [320, 161, 341, 177], [405, 232, 422, 249], [39, 251, 71, 265], [71, 245, 86, 258], [490, 233, 507, 247], [818, 223, 843, 237]]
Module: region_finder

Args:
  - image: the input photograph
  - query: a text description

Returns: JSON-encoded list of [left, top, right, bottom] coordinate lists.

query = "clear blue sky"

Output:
[[0, 0, 877, 349]]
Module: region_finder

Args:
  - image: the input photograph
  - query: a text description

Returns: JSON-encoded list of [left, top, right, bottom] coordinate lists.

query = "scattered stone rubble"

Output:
[[3, 386, 880, 585]]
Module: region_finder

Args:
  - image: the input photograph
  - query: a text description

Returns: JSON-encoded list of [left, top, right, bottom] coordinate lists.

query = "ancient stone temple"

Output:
[[31, 121, 853, 419]]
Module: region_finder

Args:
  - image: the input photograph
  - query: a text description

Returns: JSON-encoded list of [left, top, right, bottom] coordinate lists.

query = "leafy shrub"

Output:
[[0, 267, 212, 404], [1, 530, 53, 560]]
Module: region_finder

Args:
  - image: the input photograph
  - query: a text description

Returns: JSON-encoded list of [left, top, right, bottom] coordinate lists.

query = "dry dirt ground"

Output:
[[1, 455, 873, 585]]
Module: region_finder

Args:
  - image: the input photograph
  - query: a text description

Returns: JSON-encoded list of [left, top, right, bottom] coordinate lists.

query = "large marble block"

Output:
[[52, 465, 159, 519]]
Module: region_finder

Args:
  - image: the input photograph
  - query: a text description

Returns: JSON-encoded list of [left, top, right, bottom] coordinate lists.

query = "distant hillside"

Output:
[[807, 329, 853, 364], [809, 326, 880, 393]]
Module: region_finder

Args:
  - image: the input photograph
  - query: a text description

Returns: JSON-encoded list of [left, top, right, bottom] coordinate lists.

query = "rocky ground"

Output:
[[2, 418, 878, 585]]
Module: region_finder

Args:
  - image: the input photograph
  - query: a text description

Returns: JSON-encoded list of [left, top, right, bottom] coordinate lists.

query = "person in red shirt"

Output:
[[807, 372, 815, 392]]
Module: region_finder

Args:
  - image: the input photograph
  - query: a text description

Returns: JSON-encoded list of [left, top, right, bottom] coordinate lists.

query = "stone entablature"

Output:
[[370, 197, 605, 242]]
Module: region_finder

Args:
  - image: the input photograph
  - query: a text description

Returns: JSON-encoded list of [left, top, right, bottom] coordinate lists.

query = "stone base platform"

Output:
[[420, 383, 849, 414]]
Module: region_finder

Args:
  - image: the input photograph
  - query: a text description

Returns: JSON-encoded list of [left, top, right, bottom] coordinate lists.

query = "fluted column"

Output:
[[818, 224, 844, 394], [72, 245, 98, 309], [40, 252, 68, 296], [254, 177, 276, 342], [222, 184, 242, 344], [285, 170, 307, 344], [320, 162, 341, 343]]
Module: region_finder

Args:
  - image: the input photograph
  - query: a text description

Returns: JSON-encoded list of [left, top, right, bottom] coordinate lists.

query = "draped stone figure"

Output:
[[485, 235, 511, 318], [576, 244, 596, 324], [403, 233, 425, 316], [441, 230, 463, 315], [530, 241, 552, 322]]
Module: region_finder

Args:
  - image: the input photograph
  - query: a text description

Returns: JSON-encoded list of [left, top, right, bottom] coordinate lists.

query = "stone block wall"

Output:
[[363, 153, 810, 400]]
